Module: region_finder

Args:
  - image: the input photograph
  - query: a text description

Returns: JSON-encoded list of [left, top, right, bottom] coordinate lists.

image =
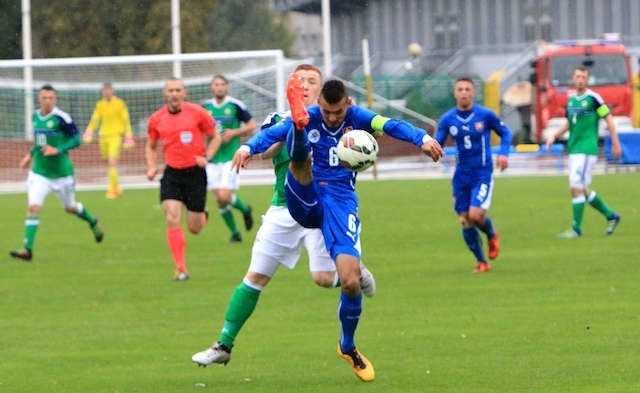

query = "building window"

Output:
[[540, 14, 552, 41], [448, 12, 460, 49], [434, 15, 446, 50]]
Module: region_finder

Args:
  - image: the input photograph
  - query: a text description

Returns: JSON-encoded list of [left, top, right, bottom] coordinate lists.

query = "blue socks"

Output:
[[286, 125, 310, 163], [338, 292, 362, 352], [477, 216, 495, 238], [462, 226, 485, 262]]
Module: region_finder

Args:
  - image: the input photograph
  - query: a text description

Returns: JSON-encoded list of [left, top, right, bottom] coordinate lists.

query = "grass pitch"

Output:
[[0, 172, 638, 393]]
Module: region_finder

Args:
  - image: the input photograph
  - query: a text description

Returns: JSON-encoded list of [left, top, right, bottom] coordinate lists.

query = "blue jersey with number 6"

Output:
[[243, 104, 427, 259]]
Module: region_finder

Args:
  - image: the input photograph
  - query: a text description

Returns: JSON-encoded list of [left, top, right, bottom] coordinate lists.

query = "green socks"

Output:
[[24, 216, 39, 250], [76, 202, 97, 226], [571, 195, 585, 231], [587, 191, 614, 218], [219, 282, 261, 349], [220, 205, 239, 235], [231, 194, 250, 214]]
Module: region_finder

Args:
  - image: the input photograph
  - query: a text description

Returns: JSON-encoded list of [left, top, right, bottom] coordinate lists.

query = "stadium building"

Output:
[[273, 0, 640, 77]]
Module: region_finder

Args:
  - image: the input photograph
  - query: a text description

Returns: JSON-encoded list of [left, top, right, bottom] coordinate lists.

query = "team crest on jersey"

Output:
[[225, 108, 232, 115], [180, 131, 193, 144], [449, 125, 458, 136], [475, 122, 484, 131], [47, 120, 54, 128], [308, 129, 321, 143]]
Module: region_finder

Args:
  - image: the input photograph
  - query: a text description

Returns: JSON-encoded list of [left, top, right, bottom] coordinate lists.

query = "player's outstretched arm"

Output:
[[231, 146, 252, 173], [421, 138, 444, 162], [244, 119, 291, 155]]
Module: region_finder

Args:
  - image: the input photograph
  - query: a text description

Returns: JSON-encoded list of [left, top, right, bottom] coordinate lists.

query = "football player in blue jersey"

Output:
[[236, 76, 443, 382], [192, 65, 376, 370], [435, 77, 512, 273]]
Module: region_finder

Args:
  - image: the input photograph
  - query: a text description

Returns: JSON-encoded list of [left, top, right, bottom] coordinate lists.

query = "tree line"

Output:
[[0, 0, 294, 59]]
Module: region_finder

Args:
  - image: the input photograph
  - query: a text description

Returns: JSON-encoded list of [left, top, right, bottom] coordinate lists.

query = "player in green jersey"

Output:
[[545, 66, 622, 238], [10, 85, 104, 261], [202, 75, 256, 242]]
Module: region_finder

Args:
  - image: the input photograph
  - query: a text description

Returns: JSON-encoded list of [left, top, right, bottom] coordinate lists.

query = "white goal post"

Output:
[[0, 50, 295, 188], [0, 50, 286, 140]]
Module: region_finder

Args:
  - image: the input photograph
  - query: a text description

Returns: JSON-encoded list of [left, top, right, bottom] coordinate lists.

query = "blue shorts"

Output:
[[285, 172, 361, 260], [452, 169, 494, 214]]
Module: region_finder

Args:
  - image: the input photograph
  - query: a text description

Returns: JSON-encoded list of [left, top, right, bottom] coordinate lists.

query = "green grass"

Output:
[[1, 173, 639, 393]]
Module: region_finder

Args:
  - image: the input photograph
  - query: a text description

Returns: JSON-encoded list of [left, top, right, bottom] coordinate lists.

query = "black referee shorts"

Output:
[[160, 165, 207, 212]]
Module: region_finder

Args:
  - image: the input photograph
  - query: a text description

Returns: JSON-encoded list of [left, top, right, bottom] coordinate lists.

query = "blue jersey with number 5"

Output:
[[435, 104, 511, 174]]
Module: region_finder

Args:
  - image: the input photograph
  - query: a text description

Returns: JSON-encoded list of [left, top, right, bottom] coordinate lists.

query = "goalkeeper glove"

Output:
[[82, 130, 93, 144], [123, 136, 135, 149]]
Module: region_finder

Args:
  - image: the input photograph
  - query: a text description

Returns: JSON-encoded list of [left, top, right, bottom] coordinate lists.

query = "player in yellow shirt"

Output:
[[83, 82, 134, 198]]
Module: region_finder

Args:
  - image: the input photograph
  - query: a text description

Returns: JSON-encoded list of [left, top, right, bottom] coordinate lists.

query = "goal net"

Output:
[[0, 50, 292, 191]]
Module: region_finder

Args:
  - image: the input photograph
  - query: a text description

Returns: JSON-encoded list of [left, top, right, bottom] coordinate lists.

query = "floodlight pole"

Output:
[[362, 38, 378, 180], [22, 0, 33, 140], [171, 0, 182, 78], [322, 0, 332, 78]]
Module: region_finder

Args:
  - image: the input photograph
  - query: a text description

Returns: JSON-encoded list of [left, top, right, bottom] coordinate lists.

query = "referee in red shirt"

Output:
[[145, 78, 221, 281]]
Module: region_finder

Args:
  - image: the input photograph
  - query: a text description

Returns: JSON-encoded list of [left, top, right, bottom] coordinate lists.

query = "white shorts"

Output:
[[568, 154, 598, 189], [206, 161, 239, 191], [26, 171, 76, 208], [248, 205, 335, 277]]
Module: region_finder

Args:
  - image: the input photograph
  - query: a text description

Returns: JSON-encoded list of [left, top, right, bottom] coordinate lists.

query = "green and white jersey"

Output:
[[261, 111, 290, 207], [566, 89, 610, 156], [202, 96, 253, 163], [30, 107, 81, 179]]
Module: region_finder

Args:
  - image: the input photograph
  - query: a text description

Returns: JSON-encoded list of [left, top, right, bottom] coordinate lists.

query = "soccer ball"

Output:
[[336, 130, 379, 172]]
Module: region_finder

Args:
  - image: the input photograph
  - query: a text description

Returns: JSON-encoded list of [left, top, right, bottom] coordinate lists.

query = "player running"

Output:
[[10, 84, 104, 261], [435, 77, 512, 273]]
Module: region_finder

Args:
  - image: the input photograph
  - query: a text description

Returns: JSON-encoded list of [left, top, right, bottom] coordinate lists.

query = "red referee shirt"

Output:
[[147, 102, 216, 169]]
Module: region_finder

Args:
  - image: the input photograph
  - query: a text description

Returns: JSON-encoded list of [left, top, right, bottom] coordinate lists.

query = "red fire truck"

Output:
[[528, 35, 634, 143]]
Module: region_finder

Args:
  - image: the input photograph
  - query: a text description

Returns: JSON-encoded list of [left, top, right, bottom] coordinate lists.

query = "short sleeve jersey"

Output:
[[566, 89, 610, 156], [147, 102, 216, 169], [435, 104, 512, 174], [31, 107, 80, 178], [202, 96, 253, 163]]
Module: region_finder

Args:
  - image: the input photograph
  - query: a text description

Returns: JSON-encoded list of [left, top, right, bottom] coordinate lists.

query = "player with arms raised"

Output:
[[240, 77, 442, 382], [191, 65, 376, 369]]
